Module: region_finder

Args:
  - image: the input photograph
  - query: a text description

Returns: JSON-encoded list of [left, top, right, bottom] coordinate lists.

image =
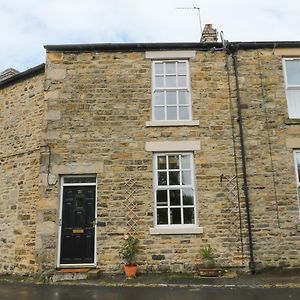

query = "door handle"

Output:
[[91, 220, 96, 227]]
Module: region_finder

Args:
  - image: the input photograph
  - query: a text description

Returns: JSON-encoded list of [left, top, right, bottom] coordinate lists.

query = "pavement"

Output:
[[1, 268, 300, 289], [0, 282, 299, 300]]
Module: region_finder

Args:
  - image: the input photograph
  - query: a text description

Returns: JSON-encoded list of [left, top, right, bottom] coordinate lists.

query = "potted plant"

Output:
[[199, 244, 215, 269], [196, 244, 222, 277], [119, 234, 139, 278]]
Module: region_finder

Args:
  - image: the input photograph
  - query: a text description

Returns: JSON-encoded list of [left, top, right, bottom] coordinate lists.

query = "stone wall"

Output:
[[0, 74, 45, 274], [234, 49, 300, 268], [40, 49, 249, 273], [1, 45, 300, 276]]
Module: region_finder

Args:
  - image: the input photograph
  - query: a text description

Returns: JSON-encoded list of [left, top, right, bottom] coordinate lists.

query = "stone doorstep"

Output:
[[52, 268, 101, 282], [58, 268, 90, 273]]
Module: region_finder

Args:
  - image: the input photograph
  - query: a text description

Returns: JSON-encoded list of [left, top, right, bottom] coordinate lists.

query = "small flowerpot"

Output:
[[124, 264, 137, 278]]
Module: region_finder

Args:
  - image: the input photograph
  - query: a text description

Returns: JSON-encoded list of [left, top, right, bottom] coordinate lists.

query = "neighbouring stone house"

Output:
[[1, 25, 300, 276]]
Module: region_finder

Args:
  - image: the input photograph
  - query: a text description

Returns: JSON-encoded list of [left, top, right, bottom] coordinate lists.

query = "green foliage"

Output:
[[199, 244, 214, 260], [119, 234, 139, 265]]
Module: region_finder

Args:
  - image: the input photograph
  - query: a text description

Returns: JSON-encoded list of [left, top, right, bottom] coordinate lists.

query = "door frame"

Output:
[[56, 174, 97, 268]]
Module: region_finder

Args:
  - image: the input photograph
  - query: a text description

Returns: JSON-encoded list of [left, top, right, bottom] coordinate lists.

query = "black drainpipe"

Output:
[[231, 49, 256, 274]]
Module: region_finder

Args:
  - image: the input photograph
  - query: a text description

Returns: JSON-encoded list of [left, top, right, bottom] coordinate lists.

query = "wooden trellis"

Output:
[[220, 174, 245, 265], [124, 178, 138, 235]]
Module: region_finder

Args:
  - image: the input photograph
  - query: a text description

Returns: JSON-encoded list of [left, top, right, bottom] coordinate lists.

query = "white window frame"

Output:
[[151, 60, 192, 122], [293, 151, 300, 218], [283, 58, 300, 119], [150, 152, 203, 234]]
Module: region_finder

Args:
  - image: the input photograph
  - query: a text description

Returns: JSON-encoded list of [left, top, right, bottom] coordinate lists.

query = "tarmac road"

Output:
[[0, 282, 299, 300]]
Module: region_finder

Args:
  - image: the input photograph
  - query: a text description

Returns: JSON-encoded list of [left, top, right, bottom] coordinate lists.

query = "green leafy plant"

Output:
[[199, 245, 214, 260], [119, 234, 139, 265]]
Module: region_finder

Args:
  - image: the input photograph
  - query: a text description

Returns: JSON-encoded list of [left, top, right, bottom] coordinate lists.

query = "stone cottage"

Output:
[[0, 25, 300, 276]]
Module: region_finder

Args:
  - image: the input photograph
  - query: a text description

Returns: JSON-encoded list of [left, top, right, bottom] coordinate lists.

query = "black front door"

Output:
[[60, 185, 96, 264]]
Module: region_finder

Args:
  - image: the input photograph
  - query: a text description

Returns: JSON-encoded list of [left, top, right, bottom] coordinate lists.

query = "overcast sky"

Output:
[[1, 0, 300, 72]]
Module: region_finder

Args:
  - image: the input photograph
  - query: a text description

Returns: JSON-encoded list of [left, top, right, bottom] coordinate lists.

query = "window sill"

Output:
[[146, 120, 199, 127], [285, 118, 300, 125], [149, 226, 203, 235]]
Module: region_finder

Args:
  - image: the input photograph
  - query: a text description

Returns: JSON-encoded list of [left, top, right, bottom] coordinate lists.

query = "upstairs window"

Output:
[[284, 58, 300, 118], [152, 61, 191, 121]]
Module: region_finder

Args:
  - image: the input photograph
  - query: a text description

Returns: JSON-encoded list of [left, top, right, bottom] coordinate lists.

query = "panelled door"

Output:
[[59, 176, 96, 265]]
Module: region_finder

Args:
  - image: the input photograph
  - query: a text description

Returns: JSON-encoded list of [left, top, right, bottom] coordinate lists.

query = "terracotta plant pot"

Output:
[[123, 264, 137, 278]]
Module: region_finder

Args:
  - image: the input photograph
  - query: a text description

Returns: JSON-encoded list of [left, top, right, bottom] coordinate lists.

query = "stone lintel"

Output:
[[274, 48, 300, 57], [286, 137, 300, 149], [52, 162, 104, 175], [145, 140, 201, 152], [145, 50, 196, 59]]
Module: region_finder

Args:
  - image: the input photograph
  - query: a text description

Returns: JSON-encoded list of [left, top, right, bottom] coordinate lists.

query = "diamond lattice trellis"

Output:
[[124, 178, 138, 235], [221, 174, 245, 265]]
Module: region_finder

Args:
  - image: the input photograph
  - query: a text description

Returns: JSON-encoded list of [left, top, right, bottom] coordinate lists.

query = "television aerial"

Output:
[[177, 7, 202, 42]]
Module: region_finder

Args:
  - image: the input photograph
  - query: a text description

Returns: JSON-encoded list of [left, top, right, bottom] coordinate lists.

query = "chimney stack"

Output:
[[201, 24, 218, 43], [0, 68, 19, 82]]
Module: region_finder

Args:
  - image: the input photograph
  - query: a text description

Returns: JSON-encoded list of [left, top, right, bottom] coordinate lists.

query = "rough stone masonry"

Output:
[[0, 41, 299, 276]]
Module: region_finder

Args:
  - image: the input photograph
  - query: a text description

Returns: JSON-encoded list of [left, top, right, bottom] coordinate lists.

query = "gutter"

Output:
[[44, 41, 300, 52], [44, 42, 223, 52], [0, 63, 45, 89], [231, 51, 256, 274]]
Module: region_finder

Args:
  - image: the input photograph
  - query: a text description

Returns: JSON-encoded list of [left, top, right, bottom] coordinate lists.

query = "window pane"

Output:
[[179, 106, 190, 120], [169, 171, 180, 185], [181, 155, 191, 169], [165, 62, 176, 74], [158, 172, 167, 185], [157, 156, 167, 169], [170, 208, 181, 224], [182, 171, 192, 185], [64, 177, 96, 184], [178, 91, 188, 104], [154, 91, 164, 105], [157, 208, 168, 224], [177, 62, 187, 75], [154, 106, 165, 120], [166, 91, 177, 105], [166, 106, 177, 120], [286, 89, 300, 118], [169, 190, 180, 206], [157, 190, 167, 206], [155, 76, 164, 88], [155, 63, 164, 75], [183, 188, 194, 205], [166, 75, 176, 87], [178, 75, 187, 87], [286, 60, 300, 85], [168, 155, 179, 169], [183, 208, 194, 224]]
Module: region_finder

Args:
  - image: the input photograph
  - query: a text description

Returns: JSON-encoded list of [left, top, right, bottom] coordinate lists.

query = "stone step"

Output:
[[51, 268, 101, 282]]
